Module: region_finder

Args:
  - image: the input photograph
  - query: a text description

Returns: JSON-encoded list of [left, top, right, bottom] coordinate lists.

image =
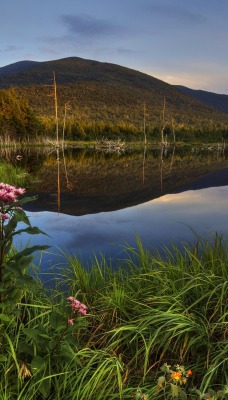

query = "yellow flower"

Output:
[[170, 371, 182, 381]]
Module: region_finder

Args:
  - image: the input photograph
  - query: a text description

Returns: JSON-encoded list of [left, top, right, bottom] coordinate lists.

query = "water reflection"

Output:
[[19, 185, 228, 274], [1, 144, 226, 215], [1, 144, 227, 273]]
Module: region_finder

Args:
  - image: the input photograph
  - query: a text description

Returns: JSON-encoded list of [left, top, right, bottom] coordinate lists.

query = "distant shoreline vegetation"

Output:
[[0, 88, 228, 144]]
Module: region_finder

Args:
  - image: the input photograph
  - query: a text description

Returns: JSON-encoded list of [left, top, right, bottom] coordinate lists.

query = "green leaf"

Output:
[[0, 302, 10, 308], [3, 263, 23, 276], [23, 328, 41, 341], [208, 389, 216, 396], [160, 363, 171, 372], [38, 333, 50, 339], [170, 383, 179, 398], [4, 256, 34, 276], [55, 340, 82, 364], [179, 388, 187, 400], [0, 354, 7, 362], [135, 390, 142, 400], [7, 196, 38, 211], [24, 327, 50, 344], [3, 217, 17, 236], [12, 275, 36, 287], [4, 239, 13, 255], [10, 226, 49, 238], [50, 311, 66, 329], [0, 285, 7, 293], [0, 313, 12, 322], [157, 376, 165, 387], [31, 356, 47, 373], [9, 245, 50, 261], [217, 390, 225, 399], [17, 342, 34, 356], [38, 377, 51, 398], [13, 208, 31, 225]]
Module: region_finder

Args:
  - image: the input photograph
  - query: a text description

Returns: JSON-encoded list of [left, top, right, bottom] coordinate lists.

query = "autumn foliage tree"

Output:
[[0, 89, 43, 143]]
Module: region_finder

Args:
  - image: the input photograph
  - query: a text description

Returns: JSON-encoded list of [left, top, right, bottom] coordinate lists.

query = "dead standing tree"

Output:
[[171, 117, 176, 144], [161, 95, 169, 146], [142, 102, 149, 183]]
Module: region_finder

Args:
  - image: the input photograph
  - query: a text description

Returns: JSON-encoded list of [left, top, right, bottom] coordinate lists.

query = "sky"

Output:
[[1, 0, 228, 94]]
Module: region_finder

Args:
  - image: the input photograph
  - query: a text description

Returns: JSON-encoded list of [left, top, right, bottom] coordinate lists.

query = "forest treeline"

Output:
[[0, 88, 42, 142], [0, 88, 228, 144]]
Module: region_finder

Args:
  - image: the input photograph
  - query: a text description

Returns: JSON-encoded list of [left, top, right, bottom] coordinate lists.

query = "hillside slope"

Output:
[[0, 60, 40, 77], [175, 85, 228, 115], [0, 57, 228, 128]]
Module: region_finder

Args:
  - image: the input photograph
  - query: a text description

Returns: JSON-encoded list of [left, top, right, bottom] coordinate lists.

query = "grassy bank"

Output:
[[0, 162, 28, 187], [0, 235, 227, 399]]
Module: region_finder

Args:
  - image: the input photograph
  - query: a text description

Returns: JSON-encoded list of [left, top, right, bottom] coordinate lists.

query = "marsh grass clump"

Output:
[[0, 188, 227, 399], [0, 161, 28, 187], [59, 235, 227, 398]]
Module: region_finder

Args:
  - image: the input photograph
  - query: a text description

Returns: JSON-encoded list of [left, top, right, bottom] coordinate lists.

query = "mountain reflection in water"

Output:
[[21, 185, 228, 275], [1, 145, 227, 273], [10, 144, 227, 215]]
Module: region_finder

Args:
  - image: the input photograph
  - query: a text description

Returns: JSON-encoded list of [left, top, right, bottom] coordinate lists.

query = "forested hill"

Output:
[[0, 60, 40, 77], [0, 57, 228, 134]]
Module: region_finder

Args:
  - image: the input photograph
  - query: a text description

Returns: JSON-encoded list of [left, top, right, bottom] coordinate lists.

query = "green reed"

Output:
[[0, 233, 227, 399], [0, 162, 28, 187]]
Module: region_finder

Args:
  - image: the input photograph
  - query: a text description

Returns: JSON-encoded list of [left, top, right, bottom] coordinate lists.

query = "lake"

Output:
[[1, 144, 228, 275]]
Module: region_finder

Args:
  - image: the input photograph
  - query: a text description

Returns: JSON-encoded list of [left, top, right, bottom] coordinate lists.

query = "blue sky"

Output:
[[1, 0, 228, 94]]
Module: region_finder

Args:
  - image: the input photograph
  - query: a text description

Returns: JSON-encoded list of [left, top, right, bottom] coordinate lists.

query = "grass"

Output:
[[0, 162, 28, 187], [0, 234, 227, 399]]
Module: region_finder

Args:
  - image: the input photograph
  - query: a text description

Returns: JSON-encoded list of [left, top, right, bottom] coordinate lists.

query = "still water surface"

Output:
[[2, 145, 227, 274]]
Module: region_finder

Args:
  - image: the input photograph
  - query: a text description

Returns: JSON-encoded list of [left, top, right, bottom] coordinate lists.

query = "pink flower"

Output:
[[79, 307, 87, 315], [5, 192, 16, 201], [68, 319, 74, 325], [1, 213, 9, 220], [79, 303, 87, 315], [67, 296, 87, 315], [73, 299, 81, 309], [0, 183, 26, 206], [0, 190, 9, 203], [15, 188, 26, 195]]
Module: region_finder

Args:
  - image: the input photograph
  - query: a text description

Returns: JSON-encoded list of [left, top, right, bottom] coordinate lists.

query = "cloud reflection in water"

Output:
[[21, 186, 228, 272]]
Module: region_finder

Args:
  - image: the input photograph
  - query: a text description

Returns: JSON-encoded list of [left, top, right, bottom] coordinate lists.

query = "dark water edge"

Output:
[[172, 167, 228, 192]]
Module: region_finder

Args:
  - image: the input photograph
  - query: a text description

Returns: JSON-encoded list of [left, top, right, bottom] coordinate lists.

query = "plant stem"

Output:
[[0, 219, 4, 305]]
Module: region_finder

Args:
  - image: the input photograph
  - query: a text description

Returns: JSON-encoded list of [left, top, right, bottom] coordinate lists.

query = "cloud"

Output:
[[60, 14, 122, 37], [144, 3, 205, 25], [37, 14, 129, 61], [0, 45, 23, 53], [116, 47, 138, 55]]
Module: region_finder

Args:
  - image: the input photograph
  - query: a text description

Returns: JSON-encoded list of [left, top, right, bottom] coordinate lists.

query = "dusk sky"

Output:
[[1, 0, 228, 94]]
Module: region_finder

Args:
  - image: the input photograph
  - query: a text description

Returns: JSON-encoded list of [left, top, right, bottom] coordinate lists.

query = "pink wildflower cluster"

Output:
[[67, 296, 87, 325], [0, 213, 9, 220], [0, 183, 25, 206]]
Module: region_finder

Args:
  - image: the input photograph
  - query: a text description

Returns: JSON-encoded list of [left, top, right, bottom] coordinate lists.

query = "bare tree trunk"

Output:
[[143, 102, 147, 146], [161, 96, 166, 145], [53, 71, 59, 146], [171, 117, 176, 143]]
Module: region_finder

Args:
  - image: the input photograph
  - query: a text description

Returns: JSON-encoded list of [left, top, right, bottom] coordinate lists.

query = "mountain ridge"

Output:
[[175, 85, 228, 114], [0, 60, 40, 77]]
